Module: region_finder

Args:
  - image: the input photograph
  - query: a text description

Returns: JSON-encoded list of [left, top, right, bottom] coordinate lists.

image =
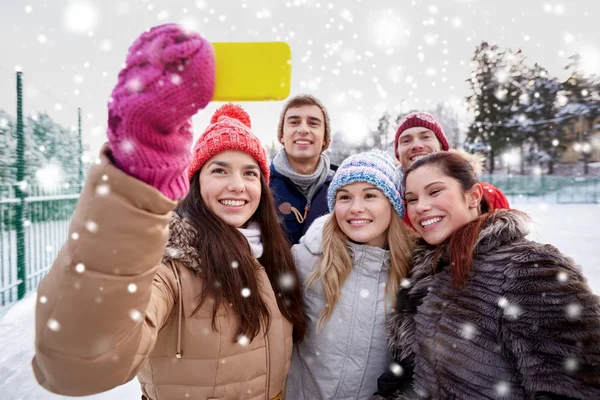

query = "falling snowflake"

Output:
[[566, 303, 582, 320], [126, 77, 144, 93], [279, 273, 296, 290], [495, 381, 510, 396], [495, 89, 508, 101], [231, 261, 239, 269], [39, 296, 48, 304], [256, 9, 272, 19], [71, 232, 79, 240], [390, 362, 403, 376], [167, 248, 182, 258], [47, 319, 61, 332], [129, 309, 143, 322], [85, 220, 98, 233], [75, 263, 86, 273], [360, 289, 370, 298], [95, 184, 110, 196], [100, 39, 112, 51], [64, 0, 98, 34], [127, 283, 137, 293], [425, 68, 437, 77], [564, 357, 579, 372], [461, 323, 478, 340], [553, 4, 565, 15], [170, 74, 182, 85], [504, 304, 522, 320], [238, 335, 250, 346], [241, 288, 251, 297], [340, 8, 353, 23], [557, 271, 569, 282]]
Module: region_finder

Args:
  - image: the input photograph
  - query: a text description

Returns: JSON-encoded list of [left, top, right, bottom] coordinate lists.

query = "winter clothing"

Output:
[[286, 215, 392, 399], [188, 104, 270, 183], [269, 152, 336, 246], [401, 181, 510, 228], [107, 24, 215, 200], [276, 94, 332, 145], [327, 150, 405, 218], [32, 148, 293, 400], [481, 181, 510, 209], [394, 112, 449, 159], [238, 221, 264, 258], [272, 149, 331, 201], [383, 209, 600, 399]]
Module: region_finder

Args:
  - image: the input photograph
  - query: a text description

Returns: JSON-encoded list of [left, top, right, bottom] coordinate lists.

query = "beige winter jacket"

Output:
[[32, 148, 293, 400]]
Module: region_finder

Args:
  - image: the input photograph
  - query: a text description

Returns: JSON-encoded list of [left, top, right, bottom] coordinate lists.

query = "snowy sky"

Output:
[[1, 0, 599, 157]]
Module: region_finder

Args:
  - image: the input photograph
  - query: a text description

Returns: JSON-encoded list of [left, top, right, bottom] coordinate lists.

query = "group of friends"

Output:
[[32, 24, 599, 400]]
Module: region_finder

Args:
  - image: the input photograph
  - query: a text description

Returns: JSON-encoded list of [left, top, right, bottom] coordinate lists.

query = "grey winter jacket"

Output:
[[286, 214, 392, 400], [386, 209, 600, 400]]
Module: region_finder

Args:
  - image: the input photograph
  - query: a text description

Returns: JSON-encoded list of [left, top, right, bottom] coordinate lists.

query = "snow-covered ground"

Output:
[[1, 220, 71, 307], [0, 204, 598, 400]]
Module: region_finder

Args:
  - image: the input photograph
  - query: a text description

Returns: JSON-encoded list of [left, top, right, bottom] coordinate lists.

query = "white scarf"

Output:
[[237, 221, 263, 258]]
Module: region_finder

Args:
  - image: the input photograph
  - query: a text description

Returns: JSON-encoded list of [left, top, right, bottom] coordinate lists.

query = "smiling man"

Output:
[[394, 111, 509, 226], [270, 94, 337, 245]]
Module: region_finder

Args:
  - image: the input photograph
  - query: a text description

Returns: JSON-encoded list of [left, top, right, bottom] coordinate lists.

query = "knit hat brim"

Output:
[[187, 105, 269, 183], [327, 167, 404, 218], [394, 112, 450, 160]]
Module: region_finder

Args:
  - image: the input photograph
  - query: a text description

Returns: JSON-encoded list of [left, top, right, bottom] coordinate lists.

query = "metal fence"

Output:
[[0, 184, 80, 308], [480, 175, 600, 204]]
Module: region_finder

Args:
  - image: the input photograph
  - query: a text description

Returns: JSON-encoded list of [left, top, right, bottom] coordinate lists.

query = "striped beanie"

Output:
[[327, 150, 404, 217]]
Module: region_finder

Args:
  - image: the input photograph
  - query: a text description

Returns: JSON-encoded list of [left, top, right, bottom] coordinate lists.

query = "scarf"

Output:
[[272, 149, 331, 202], [237, 221, 263, 258]]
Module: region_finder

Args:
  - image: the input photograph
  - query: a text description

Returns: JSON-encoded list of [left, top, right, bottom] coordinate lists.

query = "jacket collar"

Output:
[[162, 212, 202, 274], [409, 209, 531, 281]]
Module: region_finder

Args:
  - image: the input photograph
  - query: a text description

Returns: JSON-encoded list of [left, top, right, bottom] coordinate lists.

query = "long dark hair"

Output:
[[175, 171, 306, 343], [406, 151, 491, 288]]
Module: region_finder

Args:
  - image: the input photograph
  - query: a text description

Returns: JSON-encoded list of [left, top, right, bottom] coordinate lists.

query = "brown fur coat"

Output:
[[385, 210, 600, 399]]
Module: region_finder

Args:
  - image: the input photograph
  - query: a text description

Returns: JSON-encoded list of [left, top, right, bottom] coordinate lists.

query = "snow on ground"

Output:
[[517, 204, 600, 293], [0, 204, 598, 400], [0, 294, 141, 400]]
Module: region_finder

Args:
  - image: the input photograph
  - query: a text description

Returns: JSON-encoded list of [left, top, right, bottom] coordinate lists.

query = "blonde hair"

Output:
[[305, 212, 415, 331]]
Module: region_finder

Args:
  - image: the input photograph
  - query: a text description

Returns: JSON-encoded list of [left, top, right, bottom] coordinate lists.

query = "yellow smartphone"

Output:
[[212, 42, 291, 101]]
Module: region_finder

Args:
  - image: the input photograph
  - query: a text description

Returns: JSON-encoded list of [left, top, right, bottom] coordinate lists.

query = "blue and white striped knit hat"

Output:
[[327, 150, 405, 217]]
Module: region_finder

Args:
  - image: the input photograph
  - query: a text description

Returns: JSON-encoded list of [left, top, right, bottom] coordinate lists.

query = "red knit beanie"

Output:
[[394, 111, 450, 160], [188, 104, 270, 183]]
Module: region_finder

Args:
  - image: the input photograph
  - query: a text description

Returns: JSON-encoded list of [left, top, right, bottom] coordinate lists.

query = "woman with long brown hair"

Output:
[[32, 24, 305, 400], [285, 150, 415, 399], [379, 151, 600, 399]]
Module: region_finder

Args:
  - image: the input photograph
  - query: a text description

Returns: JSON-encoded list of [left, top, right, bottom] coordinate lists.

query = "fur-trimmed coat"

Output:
[[383, 209, 600, 400], [32, 151, 293, 400]]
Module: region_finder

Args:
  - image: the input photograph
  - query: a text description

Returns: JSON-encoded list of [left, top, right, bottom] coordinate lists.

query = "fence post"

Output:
[[15, 71, 27, 300], [77, 107, 83, 185]]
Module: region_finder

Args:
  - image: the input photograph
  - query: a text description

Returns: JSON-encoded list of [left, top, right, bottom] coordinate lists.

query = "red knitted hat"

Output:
[[394, 111, 450, 160], [188, 104, 270, 183]]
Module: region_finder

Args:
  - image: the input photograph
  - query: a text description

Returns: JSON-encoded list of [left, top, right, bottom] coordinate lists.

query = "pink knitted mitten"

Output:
[[107, 24, 215, 200]]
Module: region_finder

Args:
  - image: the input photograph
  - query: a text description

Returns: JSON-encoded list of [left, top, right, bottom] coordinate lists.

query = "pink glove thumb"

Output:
[[107, 24, 215, 200]]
